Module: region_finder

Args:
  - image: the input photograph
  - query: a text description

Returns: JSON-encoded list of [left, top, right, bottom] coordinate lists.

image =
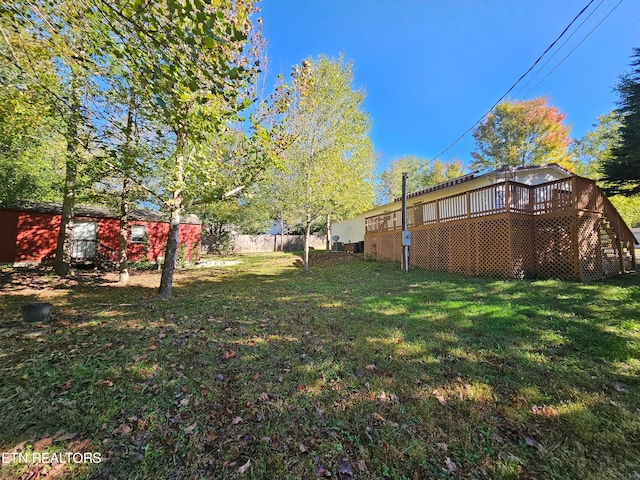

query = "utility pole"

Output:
[[401, 172, 410, 272]]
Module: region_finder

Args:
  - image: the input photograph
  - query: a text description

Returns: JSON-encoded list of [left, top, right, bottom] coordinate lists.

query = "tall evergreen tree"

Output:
[[602, 47, 640, 195]]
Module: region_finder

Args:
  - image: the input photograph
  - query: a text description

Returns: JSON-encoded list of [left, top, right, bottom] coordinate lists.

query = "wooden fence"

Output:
[[202, 234, 326, 254], [365, 176, 637, 280]]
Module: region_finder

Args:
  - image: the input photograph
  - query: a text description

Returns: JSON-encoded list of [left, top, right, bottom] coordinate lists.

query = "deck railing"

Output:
[[365, 176, 636, 253]]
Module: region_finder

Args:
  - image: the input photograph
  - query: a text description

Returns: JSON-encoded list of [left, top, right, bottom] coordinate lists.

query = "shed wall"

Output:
[[0, 209, 200, 263]]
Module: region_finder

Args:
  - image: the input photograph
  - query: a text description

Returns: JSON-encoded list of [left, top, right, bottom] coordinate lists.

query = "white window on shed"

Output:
[[71, 221, 97, 259], [130, 225, 146, 244]]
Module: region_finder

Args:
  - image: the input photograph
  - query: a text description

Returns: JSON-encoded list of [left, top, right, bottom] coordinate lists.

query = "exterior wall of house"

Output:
[[331, 217, 366, 245], [0, 209, 200, 264]]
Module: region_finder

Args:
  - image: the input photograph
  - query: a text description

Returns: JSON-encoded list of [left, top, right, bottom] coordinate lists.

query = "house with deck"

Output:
[[332, 164, 637, 280]]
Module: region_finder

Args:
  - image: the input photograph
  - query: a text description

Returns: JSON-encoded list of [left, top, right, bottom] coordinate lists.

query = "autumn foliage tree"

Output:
[[471, 97, 574, 171]]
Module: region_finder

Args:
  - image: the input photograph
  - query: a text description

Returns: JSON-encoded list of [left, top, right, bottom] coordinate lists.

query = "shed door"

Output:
[[72, 221, 97, 259]]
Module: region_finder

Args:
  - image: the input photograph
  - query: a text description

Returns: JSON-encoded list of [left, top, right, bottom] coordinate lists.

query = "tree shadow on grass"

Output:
[[0, 259, 638, 479]]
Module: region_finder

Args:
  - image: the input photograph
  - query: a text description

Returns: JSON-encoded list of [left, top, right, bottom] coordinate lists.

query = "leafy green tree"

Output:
[[602, 48, 640, 196], [4, 1, 103, 276], [84, 0, 264, 297], [4, 1, 265, 292], [378, 156, 464, 203], [0, 39, 65, 204], [573, 111, 622, 180], [471, 96, 575, 171], [573, 111, 640, 227], [264, 55, 376, 272]]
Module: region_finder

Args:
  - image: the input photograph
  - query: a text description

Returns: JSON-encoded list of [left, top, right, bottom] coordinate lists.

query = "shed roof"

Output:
[[1, 201, 201, 225]]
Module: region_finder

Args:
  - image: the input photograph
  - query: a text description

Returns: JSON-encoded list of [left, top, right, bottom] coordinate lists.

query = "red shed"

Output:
[[0, 202, 201, 265]]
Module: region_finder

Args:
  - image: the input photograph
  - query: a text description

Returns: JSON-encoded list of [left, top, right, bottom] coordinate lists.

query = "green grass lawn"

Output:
[[1, 253, 638, 479]]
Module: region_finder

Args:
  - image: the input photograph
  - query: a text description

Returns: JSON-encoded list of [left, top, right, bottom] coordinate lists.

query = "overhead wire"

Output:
[[433, 0, 600, 162], [511, 0, 607, 99], [522, 0, 625, 99]]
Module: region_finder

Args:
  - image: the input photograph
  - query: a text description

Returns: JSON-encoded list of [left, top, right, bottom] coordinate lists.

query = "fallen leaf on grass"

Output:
[[112, 424, 131, 436], [11, 441, 27, 452], [237, 459, 251, 474], [179, 397, 190, 407], [337, 457, 354, 478], [316, 464, 332, 477], [223, 350, 236, 360], [432, 389, 447, 406], [53, 432, 78, 442], [365, 364, 376, 371], [372, 412, 386, 423], [33, 437, 52, 450], [377, 391, 398, 403], [251, 373, 259, 381], [357, 459, 368, 472], [445, 456, 457, 472], [299, 443, 308, 453], [130, 452, 144, 463], [184, 423, 197, 435], [231, 416, 243, 425], [492, 432, 504, 444], [270, 439, 285, 452], [524, 436, 540, 448]]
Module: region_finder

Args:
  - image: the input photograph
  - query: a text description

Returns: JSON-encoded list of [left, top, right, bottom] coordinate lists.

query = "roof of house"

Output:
[[1, 201, 201, 225], [392, 163, 573, 202]]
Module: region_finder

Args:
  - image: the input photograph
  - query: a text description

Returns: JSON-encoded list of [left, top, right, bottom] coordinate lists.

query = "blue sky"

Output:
[[258, 0, 639, 174]]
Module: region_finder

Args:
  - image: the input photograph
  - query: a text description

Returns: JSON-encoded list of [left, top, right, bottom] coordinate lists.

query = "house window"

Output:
[[130, 225, 146, 244]]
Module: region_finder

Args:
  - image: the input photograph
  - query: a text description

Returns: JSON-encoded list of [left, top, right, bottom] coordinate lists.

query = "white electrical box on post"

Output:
[[401, 172, 409, 272]]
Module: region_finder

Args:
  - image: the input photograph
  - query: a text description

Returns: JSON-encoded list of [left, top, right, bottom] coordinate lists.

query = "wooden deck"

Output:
[[364, 176, 637, 280]]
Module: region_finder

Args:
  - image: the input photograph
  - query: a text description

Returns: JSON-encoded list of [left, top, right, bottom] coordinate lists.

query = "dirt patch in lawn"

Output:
[[306, 252, 364, 267]]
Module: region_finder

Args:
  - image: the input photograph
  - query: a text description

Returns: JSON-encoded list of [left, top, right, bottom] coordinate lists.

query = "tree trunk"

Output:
[[118, 177, 131, 285], [303, 211, 311, 273], [325, 212, 331, 254], [54, 83, 81, 277], [118, 93, 135, 285], [158, 207, 181, 298], [158, 137, 185, 299]]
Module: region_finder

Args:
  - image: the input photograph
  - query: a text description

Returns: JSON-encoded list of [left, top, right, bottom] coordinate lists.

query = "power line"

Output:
[[512, 0, 607, 99], [433, 0, 597, 161], [522, 0, 625, 99]]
